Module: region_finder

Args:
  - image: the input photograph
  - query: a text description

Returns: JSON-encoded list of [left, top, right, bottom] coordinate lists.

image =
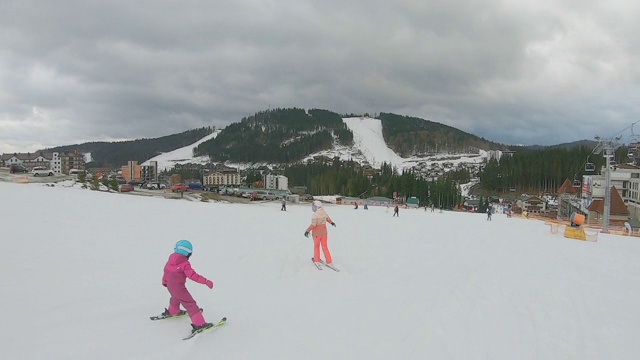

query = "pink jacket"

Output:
[[162, 253, 209, 291], [306, 208, 334, 237]]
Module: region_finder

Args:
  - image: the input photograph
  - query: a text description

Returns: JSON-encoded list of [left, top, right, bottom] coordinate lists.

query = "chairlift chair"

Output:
[[572, 179, 581, 187], [585, 163, 595, 172]]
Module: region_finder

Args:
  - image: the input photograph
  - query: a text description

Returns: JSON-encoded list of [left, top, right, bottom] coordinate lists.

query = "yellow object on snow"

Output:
[[564, 226, 586, 241]]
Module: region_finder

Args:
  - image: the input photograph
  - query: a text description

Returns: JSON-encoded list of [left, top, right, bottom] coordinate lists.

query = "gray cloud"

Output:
[[1, 0, 639, 153]]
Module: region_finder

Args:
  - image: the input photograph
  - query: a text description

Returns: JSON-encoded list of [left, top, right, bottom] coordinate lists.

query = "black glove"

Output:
[[331, 222, 336, 227], [304, 231, 310, 238]]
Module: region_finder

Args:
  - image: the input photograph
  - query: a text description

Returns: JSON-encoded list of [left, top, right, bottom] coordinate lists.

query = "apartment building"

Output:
[[264, 174, 288, 190], [203, 168, 240, 187], [121, 161, 142, 182], [2, 150, 85, 174]]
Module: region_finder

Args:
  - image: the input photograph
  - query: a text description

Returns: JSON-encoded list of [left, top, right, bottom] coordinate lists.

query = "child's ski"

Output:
[[311, 258, 323, 270], [150, 308, 203, 320], [183, 317, 227, 340], [320, 260, 340, 272]]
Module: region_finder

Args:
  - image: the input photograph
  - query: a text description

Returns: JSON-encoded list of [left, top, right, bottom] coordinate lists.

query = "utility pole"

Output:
[[593, 135, 622, 233]]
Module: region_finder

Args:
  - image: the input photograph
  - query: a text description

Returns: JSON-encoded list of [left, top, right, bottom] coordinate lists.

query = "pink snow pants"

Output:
[[168, 287, 206, 326], [313, 235, 332, 264]]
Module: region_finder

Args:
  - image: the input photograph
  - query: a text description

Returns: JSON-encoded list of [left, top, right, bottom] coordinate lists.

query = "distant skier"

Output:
[[486, 208, 492, 221], [354, 203, 358, 210], [364, 203, 368, 210], [393, 205, 399, 217], [304, 200, 336, 267], [160, 240, 215, 335], [281, 199, 287, 211], [431, 203, 435, 212]]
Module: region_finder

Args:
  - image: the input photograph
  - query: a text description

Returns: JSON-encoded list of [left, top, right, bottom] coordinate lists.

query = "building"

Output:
[[59, 151, 85, 175], [2, 150, 85, 174], [516, 195, 548, 214], [141, 161, 158, 182], [203, 168, 240, 187], [121, 161, 142, 182], [558, 178, 581, 219], [264, 174, 288, 190], [586, 186, 629, 223], [581, 164, 638, 223]]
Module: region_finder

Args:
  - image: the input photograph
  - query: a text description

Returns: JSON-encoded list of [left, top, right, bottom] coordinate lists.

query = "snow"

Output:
[[3, 181, 640, 359], [342, 117, 405, 169], [142, 131, 220, 171]]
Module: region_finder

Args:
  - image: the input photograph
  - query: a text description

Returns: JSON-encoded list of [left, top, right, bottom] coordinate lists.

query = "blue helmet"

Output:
[[174, 240, 193, 256]]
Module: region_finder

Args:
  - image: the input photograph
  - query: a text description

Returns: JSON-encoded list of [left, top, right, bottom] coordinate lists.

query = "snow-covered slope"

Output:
[[142, 130, 220, 171], [2, 181, 639, 359], [343, 117, 405, 168]]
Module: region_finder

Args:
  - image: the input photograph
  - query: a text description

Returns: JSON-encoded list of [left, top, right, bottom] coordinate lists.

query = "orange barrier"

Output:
[[11, 176, 29, 184]]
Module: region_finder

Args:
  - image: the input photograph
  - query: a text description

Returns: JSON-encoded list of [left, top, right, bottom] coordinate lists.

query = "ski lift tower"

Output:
[[593, 135, 622, 233]]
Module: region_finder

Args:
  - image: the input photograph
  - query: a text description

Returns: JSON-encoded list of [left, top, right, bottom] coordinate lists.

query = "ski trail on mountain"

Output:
[[342, 117, 404, 170]]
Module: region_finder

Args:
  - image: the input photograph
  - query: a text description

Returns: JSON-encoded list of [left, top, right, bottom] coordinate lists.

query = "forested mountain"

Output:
[[378, 113, 505, 156], [194, 108, 353, 163], [478, 146, 630, 194], [44, 127, 213, 168]]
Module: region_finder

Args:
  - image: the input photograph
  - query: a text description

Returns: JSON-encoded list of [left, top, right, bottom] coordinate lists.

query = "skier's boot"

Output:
[[191, 322, 213, 334]]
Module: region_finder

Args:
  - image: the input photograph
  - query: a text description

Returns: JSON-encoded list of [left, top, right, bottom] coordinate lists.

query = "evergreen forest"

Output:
[[194, 108, 353, 163], [283, 158, 470, 208], [378, 113, 504, 156], [479, 146, 630, 194]]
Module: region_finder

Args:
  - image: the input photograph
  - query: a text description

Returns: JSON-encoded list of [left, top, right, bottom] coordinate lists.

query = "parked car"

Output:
[[119, 184, 134, 192], [251, 190, 278, 201], [145, 182, 167, 190], [32, 166, 54, 177], [186, 182, 203, 190], [9, 164, 28, 174], [171, 183, 189, 192]]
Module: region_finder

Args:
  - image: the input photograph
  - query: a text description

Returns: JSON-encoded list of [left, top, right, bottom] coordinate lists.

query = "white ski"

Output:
[[311, 258, 323, 270], [320, 260, 340, 272]]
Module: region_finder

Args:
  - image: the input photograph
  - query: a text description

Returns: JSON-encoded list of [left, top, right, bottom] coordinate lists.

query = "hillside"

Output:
[[193, 108, 353, 163], [379, 113, 505, 156], [38, 108, 597, 171], [44, 127, 214, 168]]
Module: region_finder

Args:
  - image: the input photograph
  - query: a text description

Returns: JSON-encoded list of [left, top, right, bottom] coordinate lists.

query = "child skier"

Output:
[[486, 207, 492, 221], [304, 200, 336, 266], [161, 240, 215, 334]]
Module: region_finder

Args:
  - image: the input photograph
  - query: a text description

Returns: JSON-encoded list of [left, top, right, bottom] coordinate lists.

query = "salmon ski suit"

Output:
[[306, 207, 335, 264], [162, 253, 211, 326]]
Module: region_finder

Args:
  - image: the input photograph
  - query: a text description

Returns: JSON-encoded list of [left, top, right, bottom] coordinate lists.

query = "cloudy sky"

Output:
[[1, 0, 639, 152]]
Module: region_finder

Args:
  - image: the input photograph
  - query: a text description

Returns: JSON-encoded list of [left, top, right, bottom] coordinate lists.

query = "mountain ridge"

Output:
[[37, 108, 597, 169]]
